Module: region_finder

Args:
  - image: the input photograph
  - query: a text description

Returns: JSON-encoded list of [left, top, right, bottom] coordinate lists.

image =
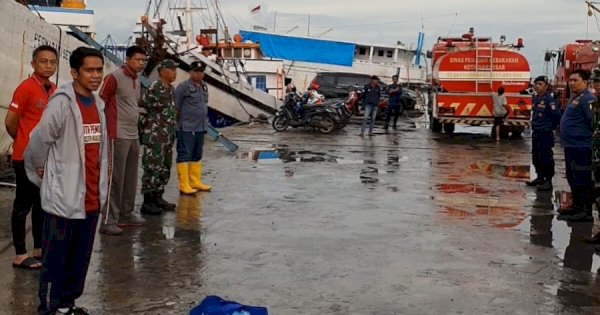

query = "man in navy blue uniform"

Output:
[[526, 75, 561, 191], [558, 69, 596, 222]]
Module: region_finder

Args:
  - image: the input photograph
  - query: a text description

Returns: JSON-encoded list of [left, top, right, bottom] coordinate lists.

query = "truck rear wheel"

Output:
[[430, 115, 442, 132], [443, 123, 455, 134]]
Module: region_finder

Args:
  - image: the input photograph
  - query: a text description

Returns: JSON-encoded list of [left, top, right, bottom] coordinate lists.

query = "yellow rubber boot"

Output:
[[190, 161, 212, 191], [177, 163, 198, 195]]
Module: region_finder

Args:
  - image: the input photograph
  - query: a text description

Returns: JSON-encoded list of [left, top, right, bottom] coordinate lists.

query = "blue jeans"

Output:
[[176, 131, 205, 163], [361, 105, 378, 134]]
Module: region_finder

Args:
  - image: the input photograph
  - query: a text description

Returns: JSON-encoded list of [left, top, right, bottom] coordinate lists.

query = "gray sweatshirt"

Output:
[[24, 83, 109, 219]]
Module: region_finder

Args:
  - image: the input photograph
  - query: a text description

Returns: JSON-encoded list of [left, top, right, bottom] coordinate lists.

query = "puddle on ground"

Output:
[[237, 148, 408, 166], [434, 183, 528, 229]]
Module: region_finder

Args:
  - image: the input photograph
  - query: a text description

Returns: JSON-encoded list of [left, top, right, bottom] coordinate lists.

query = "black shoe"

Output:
[[526, 178, 543, 187], [141, 194, 162, 215], [383, 125, 389, 131], [537, 181, 553, 191], [558, 211, 594, 222], [392, 125, 398, 130], [155, 193, 176, 211]]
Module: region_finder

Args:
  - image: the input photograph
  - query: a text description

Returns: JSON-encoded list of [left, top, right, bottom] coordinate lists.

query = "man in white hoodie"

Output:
[[25, 47, 108, 315]]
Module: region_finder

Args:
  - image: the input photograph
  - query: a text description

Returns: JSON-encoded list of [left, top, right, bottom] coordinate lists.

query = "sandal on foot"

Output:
[[12, 257, 41, 270]]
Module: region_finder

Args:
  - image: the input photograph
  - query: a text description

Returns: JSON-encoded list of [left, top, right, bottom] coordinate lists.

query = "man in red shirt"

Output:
[[5, 45, 57, 270], [25, 46, 108, 315]]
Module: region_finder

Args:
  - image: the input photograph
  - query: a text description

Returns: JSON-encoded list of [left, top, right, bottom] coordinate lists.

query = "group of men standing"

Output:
[[6, 44, 212, 314], [527, 71, 597, 223]]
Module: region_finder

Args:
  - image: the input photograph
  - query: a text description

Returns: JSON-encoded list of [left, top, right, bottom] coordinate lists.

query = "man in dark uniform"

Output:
[[175, 61, 212, 194], [139, 59, 179, 214], [526, 75, 561, 191], [383, 75, 402, 131], [558, 69, 596, 222], [360, 75, 381, 137]]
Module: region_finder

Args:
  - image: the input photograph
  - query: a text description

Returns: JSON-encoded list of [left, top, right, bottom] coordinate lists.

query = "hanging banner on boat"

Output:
[[240, 30, 355, 67]]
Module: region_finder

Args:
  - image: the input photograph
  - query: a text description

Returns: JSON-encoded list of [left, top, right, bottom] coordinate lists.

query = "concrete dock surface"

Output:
[[1, 117, 600, 314]]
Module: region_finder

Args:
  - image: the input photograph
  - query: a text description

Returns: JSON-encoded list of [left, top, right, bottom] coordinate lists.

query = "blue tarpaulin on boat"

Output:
[[240, 30, 355, 67]]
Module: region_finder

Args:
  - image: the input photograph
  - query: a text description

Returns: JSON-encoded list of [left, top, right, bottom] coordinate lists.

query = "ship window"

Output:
[[387, 50, 393, 58], [250, 75, 267, 92], [223, 48, 233, 58], [358, 47, 367, 55], [244, 49, 252, 58], [234, 48, 242, 58], [378, 50, 384, 57]]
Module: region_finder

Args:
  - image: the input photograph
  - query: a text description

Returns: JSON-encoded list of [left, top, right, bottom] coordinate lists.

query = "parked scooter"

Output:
[[272, 92, 337, 134]]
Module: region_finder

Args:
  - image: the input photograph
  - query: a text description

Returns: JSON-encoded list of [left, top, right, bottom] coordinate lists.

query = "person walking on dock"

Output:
[[5, 45, 57, 270], [98, 45, 147, 235], [360, 75, 382, 137], [526, 76, 561, 191], [25, 47, 108, 315], [175, 61, 213, 194], [138, 59, 179, 214]]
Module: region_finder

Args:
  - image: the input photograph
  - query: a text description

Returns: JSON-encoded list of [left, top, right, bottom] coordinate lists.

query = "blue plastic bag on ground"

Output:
[[189, 296, 268, 315]]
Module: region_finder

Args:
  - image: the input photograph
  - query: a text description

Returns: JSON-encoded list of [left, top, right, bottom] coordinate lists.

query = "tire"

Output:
[[430, 115, 443, 132], [510, 126, 524, 139], [499, 125, 510, 139], [272, 115, 289, 132], [443, 123, 455, 134], [318, 115, 336, 134]]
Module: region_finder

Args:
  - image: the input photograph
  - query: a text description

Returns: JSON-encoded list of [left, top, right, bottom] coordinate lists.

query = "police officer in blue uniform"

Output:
[[526, 76, 561, 191], [558, 69, 596, 222]]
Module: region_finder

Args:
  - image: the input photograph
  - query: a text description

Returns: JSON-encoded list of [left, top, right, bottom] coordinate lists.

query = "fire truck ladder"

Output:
[[474, 38, 494, 93]]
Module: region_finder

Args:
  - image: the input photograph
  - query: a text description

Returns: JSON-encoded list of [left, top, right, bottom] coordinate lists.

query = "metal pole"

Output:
[[307, 14, 311, 36], [273, 11, 277, 32]]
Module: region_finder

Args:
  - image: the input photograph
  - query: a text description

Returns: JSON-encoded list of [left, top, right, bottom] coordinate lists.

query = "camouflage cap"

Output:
[[157, 59, 179, 70]]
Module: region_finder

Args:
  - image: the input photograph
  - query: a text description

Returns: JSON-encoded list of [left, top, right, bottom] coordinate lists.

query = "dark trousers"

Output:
[[12, 160, 43, 255], [38, 211, 99, 315], [384, 104, 402, 128], [564, 147, 593, 210], [176, 131, 205, 163], [531, 130, 555, 180]]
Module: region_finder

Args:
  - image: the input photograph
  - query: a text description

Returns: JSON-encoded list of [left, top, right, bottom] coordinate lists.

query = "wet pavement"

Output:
[[2, 116, 600, 314]]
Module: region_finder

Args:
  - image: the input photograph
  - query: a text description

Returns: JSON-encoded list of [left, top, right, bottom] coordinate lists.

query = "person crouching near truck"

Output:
[[492, 86, 509, 141], [174, 61, 212, 194], [526, 76, 561, 191], [557, 69, 596, 222]]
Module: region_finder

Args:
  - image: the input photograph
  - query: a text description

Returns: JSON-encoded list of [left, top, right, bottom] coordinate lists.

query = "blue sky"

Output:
[[90, 0, 596, 75]]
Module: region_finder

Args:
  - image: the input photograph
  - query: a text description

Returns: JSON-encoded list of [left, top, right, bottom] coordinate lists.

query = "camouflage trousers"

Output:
[[141, 135, 174, 195]]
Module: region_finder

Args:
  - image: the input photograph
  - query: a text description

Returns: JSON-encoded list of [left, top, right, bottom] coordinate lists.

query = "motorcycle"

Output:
[[272, 92, 337, 134]]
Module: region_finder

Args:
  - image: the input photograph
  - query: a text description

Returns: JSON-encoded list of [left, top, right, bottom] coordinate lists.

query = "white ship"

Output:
[[238, 29, 428, 91]]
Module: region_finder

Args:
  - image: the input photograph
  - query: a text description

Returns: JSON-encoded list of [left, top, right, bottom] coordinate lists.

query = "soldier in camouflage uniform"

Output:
[[139, 59, 178, 215]]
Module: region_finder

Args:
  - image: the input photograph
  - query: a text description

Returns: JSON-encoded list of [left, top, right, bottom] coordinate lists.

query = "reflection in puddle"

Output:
[[434, 183, 527, 228], [237, 148, 408, 166]]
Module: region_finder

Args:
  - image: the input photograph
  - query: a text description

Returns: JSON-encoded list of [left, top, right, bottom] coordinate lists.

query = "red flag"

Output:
[[250, 5, 261, 14]]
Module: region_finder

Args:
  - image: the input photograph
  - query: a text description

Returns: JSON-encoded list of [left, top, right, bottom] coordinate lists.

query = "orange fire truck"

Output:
[[429, 28, 532, 137], [549, 39, 600, 108]]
